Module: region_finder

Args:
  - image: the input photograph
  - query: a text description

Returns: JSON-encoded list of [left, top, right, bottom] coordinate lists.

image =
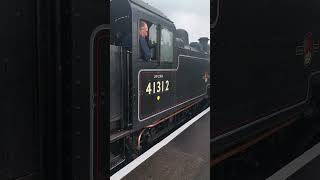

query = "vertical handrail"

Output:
[[126, 50, 132, 127], [212, 0, 221, 30], [120, 47, 125, 130]]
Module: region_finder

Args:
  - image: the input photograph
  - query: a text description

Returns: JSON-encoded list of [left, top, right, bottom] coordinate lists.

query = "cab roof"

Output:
[[129, 0, 173, 23]]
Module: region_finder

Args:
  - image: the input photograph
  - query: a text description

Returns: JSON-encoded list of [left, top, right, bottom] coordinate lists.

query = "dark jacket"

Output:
[[139, 35, 151, 61]]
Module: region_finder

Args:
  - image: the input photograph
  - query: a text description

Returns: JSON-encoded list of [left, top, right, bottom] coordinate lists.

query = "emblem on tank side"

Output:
[[202, 72, 209, 83], [304, 32, 314, 66], [296, 32, 319, 67]]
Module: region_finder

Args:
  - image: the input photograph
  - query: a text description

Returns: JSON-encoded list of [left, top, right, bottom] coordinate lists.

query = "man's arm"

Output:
[[139, 38, 151, 61]]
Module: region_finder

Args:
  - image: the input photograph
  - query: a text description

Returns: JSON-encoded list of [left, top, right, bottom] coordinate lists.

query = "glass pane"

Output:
[[160, 28, 173, 62], [149, 24, 158, 44]]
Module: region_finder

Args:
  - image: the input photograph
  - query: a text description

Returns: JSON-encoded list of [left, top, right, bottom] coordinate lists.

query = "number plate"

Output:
[[139, 71, 175, 120]]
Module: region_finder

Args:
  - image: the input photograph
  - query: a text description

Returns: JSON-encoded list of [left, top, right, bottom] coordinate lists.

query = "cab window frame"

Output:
[[138, 19, 160, 62]]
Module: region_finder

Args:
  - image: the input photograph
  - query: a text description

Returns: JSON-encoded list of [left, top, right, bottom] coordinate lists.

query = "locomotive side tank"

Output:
[[211, 0, 320, 155]]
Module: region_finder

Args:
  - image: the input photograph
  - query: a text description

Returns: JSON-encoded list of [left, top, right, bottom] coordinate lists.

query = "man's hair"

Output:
[[140, 21, 147, 29]]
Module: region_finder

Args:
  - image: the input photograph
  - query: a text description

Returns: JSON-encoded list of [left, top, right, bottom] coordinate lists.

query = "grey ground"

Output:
[[288, 153, 320, 180]]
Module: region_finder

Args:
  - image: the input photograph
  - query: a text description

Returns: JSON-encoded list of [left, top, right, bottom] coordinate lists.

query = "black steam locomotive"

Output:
[[109, 0, 210, 173]]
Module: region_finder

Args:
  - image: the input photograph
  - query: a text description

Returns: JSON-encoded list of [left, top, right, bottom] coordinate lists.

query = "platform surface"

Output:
[[288, 155, 320, 180], [121, 110, 210, 180], [267, 141, 320, 180]]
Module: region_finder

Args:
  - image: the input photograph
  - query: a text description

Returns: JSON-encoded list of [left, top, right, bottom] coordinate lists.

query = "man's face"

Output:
[[140, 24, 148, 38]]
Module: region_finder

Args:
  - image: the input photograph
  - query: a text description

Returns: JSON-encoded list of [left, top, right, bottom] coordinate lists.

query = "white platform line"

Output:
[[267, 141, 320, 180], [110, 107, 210, 180]]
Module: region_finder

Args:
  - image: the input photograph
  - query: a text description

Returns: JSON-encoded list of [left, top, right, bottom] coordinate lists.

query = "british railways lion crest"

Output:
[[296, 32, 319, 67]]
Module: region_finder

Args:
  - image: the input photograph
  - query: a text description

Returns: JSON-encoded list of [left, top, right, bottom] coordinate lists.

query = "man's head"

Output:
[[139, 21, 148, 38]]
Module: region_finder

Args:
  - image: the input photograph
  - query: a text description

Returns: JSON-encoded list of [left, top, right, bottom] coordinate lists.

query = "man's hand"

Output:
[[148, 40, 158, 49]]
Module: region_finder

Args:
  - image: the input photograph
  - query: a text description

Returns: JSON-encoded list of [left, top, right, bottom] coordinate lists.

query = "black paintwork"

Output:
[[0, 0, 39, 179], [0, 0, 108, 180], [110, 46, 123, 130], [211, 0, 320, 154]]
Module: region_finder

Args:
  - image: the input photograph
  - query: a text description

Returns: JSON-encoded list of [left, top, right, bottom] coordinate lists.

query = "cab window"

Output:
[[149, 24, 158, 44], [139, 19, 159, 61], [160, 28, 173, 63]]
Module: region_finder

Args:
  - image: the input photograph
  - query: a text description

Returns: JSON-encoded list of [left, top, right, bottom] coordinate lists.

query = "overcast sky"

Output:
[[142, 0, 210, 43]]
